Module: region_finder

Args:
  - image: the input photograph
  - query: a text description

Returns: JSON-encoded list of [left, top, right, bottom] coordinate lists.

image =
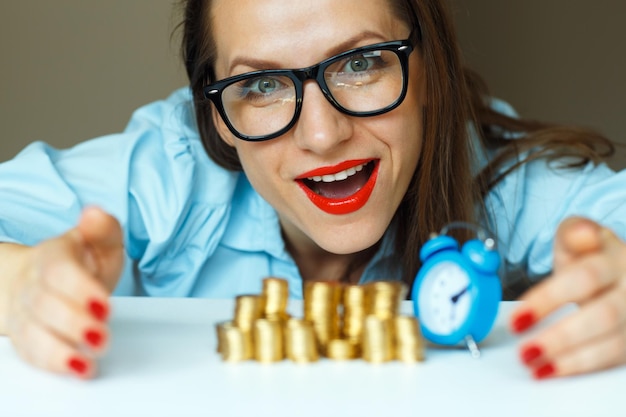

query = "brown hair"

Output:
[[179, 0, 613, 294]]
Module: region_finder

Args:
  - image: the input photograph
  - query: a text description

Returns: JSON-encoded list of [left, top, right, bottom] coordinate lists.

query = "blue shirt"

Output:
[[1, 87, 625, 298]]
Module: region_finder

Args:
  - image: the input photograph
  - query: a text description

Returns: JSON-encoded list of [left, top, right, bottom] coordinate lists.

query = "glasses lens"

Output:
[[221, 74, 296, 138], [324, 48, 404, 113]]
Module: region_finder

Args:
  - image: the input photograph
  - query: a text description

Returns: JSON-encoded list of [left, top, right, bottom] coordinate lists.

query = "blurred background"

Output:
[[1, 0, 625, 167]]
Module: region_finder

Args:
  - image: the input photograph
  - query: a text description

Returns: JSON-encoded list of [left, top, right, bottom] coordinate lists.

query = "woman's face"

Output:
[[210, 0, 426, 256]]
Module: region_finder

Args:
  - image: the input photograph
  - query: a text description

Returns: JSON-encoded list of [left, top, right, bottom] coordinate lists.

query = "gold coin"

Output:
[[285, 318, 319, 363], [365, 281, 407, 320], [361, 315, 394, 363], [394, 315, 425, 362], [216, 321, 253, 362], [262, 277, 290, 321], [303, 281, 342, 352], [253, 318, 284, 363], [326, 338, 359, 360], [303, 281, 342, 318], [234, 294, 266, 332], [342, 284, 367, 344]]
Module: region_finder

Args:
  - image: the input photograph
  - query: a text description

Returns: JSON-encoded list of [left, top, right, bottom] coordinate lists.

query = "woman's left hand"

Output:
[[509, 216, 626, 379]]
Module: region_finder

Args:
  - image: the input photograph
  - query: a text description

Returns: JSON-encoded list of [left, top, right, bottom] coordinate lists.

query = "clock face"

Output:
[[417, 261, 472, 336]]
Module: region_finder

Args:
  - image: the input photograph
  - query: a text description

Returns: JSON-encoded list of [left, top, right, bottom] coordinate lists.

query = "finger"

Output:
[[11, 316, 97, 379], [38, 252, 111, 323], [553, 217, 603, 271], [511, 251, 620, 333], [78, 206, 123, 248], [528, 329, 626, 379], [519, 284, 626, 369], [511, 222, 625, 334], [28, 285, 109, 355], [76, 206, 125, 292]]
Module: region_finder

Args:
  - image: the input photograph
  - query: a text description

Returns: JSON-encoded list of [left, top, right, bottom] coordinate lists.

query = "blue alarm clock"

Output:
[[412, 226, 502, 356]]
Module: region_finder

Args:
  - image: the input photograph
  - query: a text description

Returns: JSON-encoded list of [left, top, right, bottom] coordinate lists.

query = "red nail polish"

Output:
[[88, 300, 109, 321], [84, 329, 104, 348], [520, 344, 543, 365], [67, 356, 89, 375], [533, 363, 556, 380], [512, 311, 536, 333]]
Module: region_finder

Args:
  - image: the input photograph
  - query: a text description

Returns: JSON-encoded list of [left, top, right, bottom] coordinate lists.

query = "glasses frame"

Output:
[[203, 39, 414, 142]]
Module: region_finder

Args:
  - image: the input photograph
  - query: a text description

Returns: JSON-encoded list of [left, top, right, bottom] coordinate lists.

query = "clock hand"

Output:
[[449, 285, 470, 328], [450, 287, 481, 358], [450, 285, 469, 304]]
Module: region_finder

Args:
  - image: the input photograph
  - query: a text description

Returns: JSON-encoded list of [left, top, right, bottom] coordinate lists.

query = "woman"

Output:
[[0, 0, 625, 381]]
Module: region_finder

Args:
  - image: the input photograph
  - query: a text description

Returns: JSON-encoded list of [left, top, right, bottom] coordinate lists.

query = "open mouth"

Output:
[[301, 160, 376, 198], [296, 160, 379, 215]]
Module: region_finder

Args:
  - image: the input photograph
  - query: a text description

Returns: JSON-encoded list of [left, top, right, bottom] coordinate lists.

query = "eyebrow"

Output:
[[227, 30, 388, 76]]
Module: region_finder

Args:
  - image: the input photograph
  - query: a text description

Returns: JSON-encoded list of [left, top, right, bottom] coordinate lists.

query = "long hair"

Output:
[[179, 0, 613, 292]]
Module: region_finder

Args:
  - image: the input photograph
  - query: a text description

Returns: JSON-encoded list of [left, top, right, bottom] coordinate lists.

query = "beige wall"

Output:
[[1, 1, 625, 168], [451, 0, 626, 168], [0, 0, 187, 161]]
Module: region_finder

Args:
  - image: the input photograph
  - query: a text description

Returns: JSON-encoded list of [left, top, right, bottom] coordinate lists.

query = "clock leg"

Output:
[[465, 335, 481, 359]]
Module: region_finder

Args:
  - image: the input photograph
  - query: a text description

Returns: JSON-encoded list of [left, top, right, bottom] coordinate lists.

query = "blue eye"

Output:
[[245, 77, 281, 94], [258, 78, 278, 93], [347, 56, 370, 72], [232, 75, 290, 102], [342, 51, 384, 73], [228, 74, 295, 106]]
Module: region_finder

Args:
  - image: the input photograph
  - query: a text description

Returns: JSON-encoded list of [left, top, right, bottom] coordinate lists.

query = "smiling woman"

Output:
[[198, 0, 427, 267], [1, 0, 626, 382]]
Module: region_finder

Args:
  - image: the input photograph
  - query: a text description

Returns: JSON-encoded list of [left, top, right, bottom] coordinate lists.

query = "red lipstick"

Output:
[[296, 159, 379, 215], [297, 159, 372, 178]]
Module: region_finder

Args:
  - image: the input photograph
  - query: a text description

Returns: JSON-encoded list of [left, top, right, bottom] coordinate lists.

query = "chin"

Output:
[[313, 225, 386, 255]]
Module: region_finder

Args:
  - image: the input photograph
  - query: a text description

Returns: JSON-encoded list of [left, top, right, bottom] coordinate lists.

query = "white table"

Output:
[[1, 297, 623, 417]]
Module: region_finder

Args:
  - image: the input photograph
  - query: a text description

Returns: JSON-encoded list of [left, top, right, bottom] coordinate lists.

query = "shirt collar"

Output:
[[219, 173, 292, 262], [360, 223, 403, 283], [221, 173, 402, 279]]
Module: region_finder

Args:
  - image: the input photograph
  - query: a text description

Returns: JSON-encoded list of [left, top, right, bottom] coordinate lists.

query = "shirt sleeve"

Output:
[[486, 156, 626, 280], [478, 98, 626, 281], [0, 87, 239, 296]]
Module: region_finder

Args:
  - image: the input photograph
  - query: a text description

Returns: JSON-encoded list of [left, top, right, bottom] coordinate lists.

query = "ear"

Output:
[[211, 106, 236, 148]]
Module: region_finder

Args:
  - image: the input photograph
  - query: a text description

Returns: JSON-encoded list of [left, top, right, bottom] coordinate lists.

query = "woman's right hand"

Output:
[[1, 206, 124, 379]]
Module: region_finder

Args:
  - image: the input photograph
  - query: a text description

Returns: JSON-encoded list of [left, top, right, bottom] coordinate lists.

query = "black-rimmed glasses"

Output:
[[203, 39, 414, 141]]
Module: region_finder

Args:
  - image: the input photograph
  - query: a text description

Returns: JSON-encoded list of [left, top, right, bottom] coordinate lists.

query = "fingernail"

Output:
[[512, 310, 536, 333], [533, 363, 556, 380], [84, 329, 104, 348], [520, 344, 543, 365], [67, 356, 89, 376], [88, 299, 109, 321]]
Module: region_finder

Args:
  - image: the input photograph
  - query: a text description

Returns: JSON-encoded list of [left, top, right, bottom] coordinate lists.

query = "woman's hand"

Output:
[[510, 216, 626, 379], [2, 207, 124, 379]]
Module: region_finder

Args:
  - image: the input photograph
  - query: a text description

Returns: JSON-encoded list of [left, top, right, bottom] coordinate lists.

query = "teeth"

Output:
[[308, 162, 366, 183]]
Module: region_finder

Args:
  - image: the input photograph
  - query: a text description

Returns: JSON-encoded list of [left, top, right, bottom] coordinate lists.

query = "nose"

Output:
[[291, 80, 353, 154]]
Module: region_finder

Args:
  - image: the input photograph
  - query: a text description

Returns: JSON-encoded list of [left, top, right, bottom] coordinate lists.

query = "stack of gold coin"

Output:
[[342, 284, 367, 350], [215, 294, 265, 362], [326, 338, 359, 360], [394, 315, 425, 363], [262, 277, 290, 321], [303, 281, 342, 354], [233, 294, 266, 333], [361, 315, 395, 363], [216, 321, 253, 361], [365, 281, 407, 320], [285, 318, 319, 363], [216, 276, 426, 365], [229, 295, 265, 362], [253, 318, 284, 363]]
